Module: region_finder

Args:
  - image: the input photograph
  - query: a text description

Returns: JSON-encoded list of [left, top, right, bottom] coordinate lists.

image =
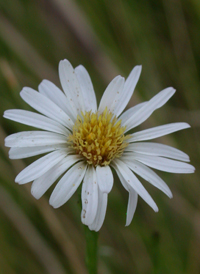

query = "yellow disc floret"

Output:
[[68, 108, 130, 166]]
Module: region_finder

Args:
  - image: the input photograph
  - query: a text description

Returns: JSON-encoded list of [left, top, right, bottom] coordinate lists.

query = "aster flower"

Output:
[[4, 59, 195, 231]]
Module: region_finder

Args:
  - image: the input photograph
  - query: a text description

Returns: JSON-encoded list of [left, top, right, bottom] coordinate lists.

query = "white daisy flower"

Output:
[[4, 59, 195, 231]]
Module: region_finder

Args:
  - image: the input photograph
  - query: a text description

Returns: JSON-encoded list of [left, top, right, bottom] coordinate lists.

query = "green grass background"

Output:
[[0, 0, 199, 273]]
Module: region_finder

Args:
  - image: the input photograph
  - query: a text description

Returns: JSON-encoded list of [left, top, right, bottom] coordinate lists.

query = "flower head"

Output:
[[4, 59, 195, 231], [68, 108, 129, 166]]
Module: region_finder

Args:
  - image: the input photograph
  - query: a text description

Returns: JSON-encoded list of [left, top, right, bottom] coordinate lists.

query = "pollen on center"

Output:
[[68, 108, 130, 166]]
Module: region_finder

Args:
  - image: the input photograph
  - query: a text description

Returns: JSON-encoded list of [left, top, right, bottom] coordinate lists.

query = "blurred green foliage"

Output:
[[0, 0, 199, 273]]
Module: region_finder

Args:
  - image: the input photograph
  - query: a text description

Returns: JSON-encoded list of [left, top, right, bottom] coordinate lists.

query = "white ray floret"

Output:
[[126, 189, 138, 226], [81, 166, 98, 225], [5, 131, 67, 147], [4, 58, 195, 231], [15, 150, 68, 184], [128, 122, 190, 142], [98, 76, 125, 114], [96, 165, 113, 194], [121, 87, 176, 132], [114, 65, 142, 117], [49, 161, 87, 208], [75, 65, 97, 113], [131, 153, 195, 173], [124, 142, 190, 162], [9, 144, 67, 159], [121, 157, 172, 198], [31, 155, 81, 199], [38, 79, 76, 122], [112, 159, 159, 212], [112, 164, 138, 225], [4, 109, 69, 135], [89, 189, 108, 232], [20, 87, 73, 129], [59, 59, 84, 115]]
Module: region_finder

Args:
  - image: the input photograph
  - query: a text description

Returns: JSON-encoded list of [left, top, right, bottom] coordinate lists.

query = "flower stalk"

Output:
[[84, 226, 99, 274]]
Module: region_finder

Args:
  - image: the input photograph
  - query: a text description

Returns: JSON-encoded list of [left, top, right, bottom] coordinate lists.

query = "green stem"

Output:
[[84, 226, 99, 274]]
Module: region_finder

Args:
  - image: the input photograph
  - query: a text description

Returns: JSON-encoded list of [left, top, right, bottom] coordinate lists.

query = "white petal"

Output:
[[96, 165, 113, 193], [114, 168, 140, 226], [98, 76, 125, 115], [118, 102, 146, 125], [15, 150, 67, 184], [121, 156, 172, 198], [75, 65, 97, 113], [59, 59, 85, 115], [125, 142, 190, 162], [112, 159, 158, 212], [38, 80, 76, 121], [9, 144, 68, 159], [81, 166, 98, 225], [89, 189, 108, 232], [113, 165, 129, 191], [126, 189, 138, 226], [5, 131, 67, 147], [20, 87, 73, 129], [121, 87, 176, 132], [114, 65, 142, 117], [31, 155, 81, 199], [128, 123, 190, 142], [132, 153, 195, 173], [4, 109, 69, 135], [49, 161, 87, 208]]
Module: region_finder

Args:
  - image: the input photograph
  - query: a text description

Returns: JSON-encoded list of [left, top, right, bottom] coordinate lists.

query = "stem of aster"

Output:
[[84, 226, 99, 274]]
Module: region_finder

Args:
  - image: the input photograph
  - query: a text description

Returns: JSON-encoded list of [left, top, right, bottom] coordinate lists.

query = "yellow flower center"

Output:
[[68, 108, 130, 166]]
